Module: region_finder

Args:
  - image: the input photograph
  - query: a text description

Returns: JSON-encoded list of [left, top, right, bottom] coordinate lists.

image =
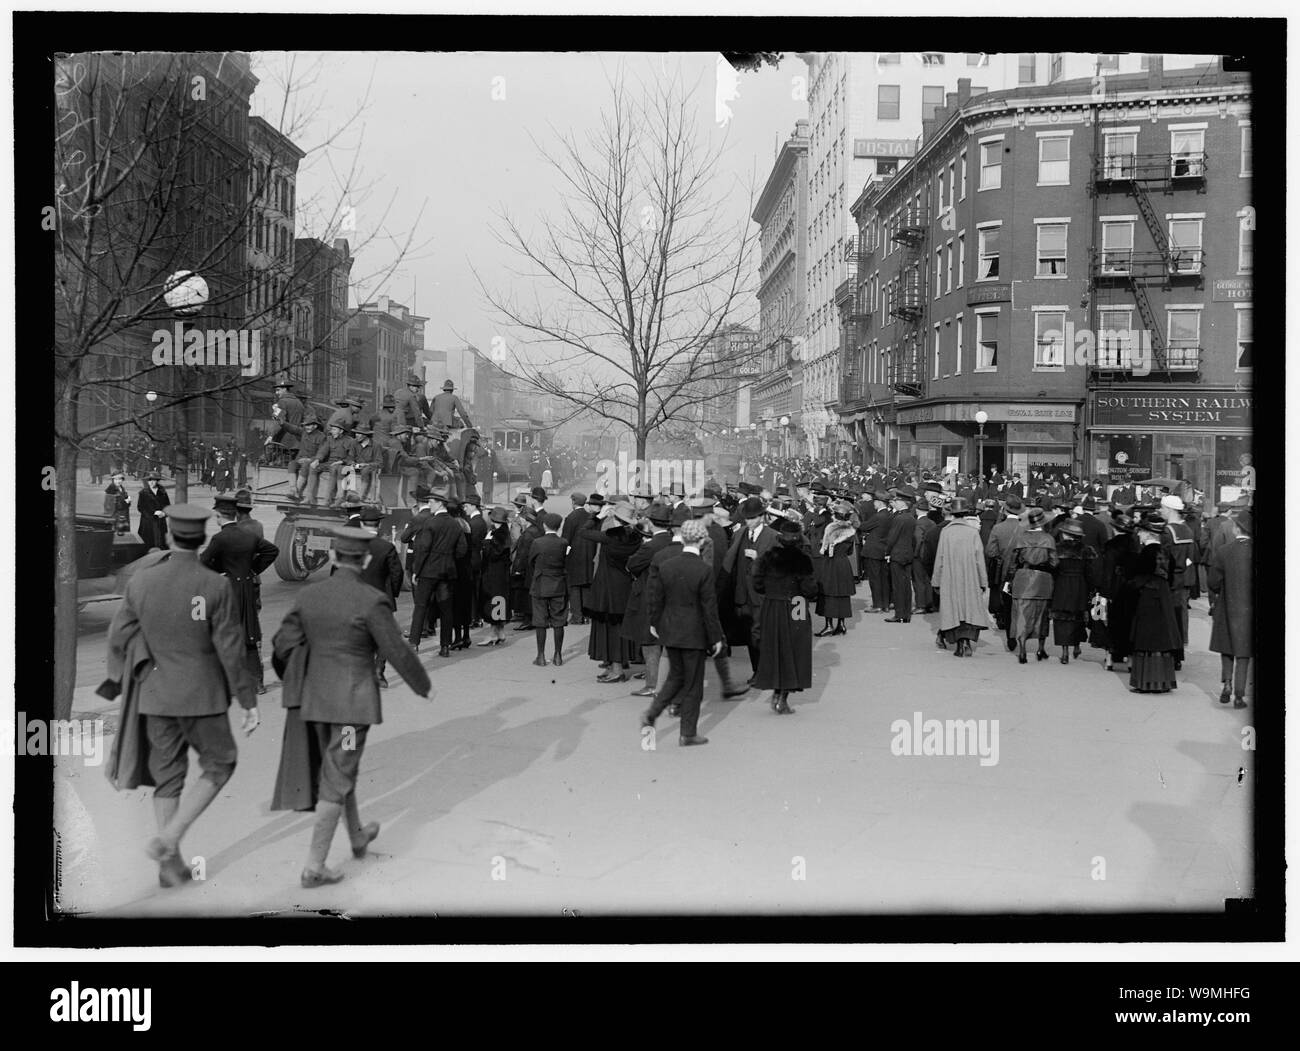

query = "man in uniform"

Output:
[[407, 487, 468, 656], [337, 504, 404, 687], [201, 493, 280, 693], [306, 422, 354, 508], [268, 380, 305, 466], [369, 394, 400, 464], [287, 415, 325, 502], [103, 504, 259, 888], [350, 427, 385, 503], [429, 379, 473, 430], [393, 371, 430, 430], [272, 526, 431, 888], [325, 395, 364, 433]]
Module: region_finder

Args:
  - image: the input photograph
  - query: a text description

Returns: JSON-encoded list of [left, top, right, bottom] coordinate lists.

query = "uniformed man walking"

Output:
[[103, 505, 259, 888], [272, 526, 431, 887]]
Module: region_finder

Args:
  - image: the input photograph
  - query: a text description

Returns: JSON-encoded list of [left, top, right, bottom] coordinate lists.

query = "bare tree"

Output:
[[476, 71, 775, 463], [51, 51, 424, 719]]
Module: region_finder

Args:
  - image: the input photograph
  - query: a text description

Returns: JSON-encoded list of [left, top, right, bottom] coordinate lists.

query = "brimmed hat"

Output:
[[442, 380, 455, 391], [1056, 519, 1085, 539], [165, 503, 210, 538], [1235, 509, 1253, 536], [893, 484, 916, 502], [872, 488, 891, 502], [610, 502, 637, 526], [688, 496, 716, 518], [462, 492, 482, 507], [234, 488, 254, 510], [670, 503, 692, 527], [412, 484, 432, 503], [1081, 495, 1097, 511], [381, 394, 395, 407], [1026, 507, 1046, 527], [512, 492, 529, 506], [406, 371, 423, 386], [144, 470, 162, 482], [530, 486, 547, 502], [586, 493, 606, 506], [647, 503, 673, 526], [947, 497, 974, 516], [1160, 494, 1185, 512], [488, 506, 510, 525], [359, 505, 386, 524], [214, 493, 239, 513], [332, 525, 372, 555], [739, 496, 766, 519], [771, 516, 803, 542], [737, 482, 762, 496]]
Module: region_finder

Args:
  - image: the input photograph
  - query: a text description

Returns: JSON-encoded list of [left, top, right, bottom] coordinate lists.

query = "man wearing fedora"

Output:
[[882, 485, 918, 622], [272, 525, 431, 888], [394, 371, 431, 431], [562, 493, 600, 623], [369, 394, 400, 461], [722, 495, 779, 680], [103, 504, 259, 888], [430, 379, 473, 431], [624, 502, 677, 698], [304, 421, 352, 508], [201, 493, 280, 693], [407, 487, 467, 656], [137, 471, 171, 551]]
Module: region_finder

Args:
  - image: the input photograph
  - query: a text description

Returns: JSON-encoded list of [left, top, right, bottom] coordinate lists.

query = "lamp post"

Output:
[[780, 415, 790, 458], [974, 409, 989, 483]]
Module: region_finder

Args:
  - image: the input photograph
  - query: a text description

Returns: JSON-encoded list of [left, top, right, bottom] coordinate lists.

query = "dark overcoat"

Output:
[[136, 484, 171, 550], [1208, 537, 1252, 657], [751, 544, 818, 691], [580, 521, 641, 619]]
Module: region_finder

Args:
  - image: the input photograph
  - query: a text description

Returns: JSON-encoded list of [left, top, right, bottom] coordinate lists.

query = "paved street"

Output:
[[54, 475, 1251, 917]]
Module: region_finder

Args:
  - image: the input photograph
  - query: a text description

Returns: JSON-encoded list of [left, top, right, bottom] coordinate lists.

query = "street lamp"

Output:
[[974, 409, 989, 482], [779, 415, 791, 458], [145, 390, 158, 403]]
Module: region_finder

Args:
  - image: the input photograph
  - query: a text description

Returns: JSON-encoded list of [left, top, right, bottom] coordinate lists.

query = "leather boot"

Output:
[[301, 801, 345, 887], [344, 792, 380, 859]]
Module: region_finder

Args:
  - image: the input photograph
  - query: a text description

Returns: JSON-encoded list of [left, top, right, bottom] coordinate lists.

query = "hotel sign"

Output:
[[966, 283, 1011, 305], [897, 403, 1076, 425], [1092, 391, 1253, 428], [1211, 277, 1252, 302], [853, 138, 918, 159]]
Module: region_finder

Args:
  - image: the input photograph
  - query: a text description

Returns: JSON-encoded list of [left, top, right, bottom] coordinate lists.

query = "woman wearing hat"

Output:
[[1123, 510, 1182, 693], [136, 471, 171, 551], [931, 499, 990, 657], [1007, 506, 1058, 664], [579, 502, 643, 682], [1207, 510, 1252, 708], [1090, 503, 1141, 670], [104, 471, 132, 535], [751, 517, 818, 714], [477, 506, 513, 645], [815, 499, 858, 636], [1049, 519, 1100, 664]]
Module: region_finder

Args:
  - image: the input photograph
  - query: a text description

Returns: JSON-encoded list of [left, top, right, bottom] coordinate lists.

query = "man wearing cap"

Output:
[[407, 488, 468, 656], [429, 379, 473, 431], [393, 371, 431, 431], [136, 471, 171, 550], [882, 486, 918, 622], [722, 495, 778, 679], [339, 505, 404, 687], [526, 511, 569, 666], [641, 518, 725, 747], [103, 504, 259, 888], [562, 493, 600, 624], [624, 502, 676, 697], [201, 493, 280, 693], [1160, 494, 1199, 667], [272, 525, 431, 887]]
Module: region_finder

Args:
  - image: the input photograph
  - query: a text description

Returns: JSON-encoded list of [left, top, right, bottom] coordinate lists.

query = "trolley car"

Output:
[[487, 417, 549, 482]]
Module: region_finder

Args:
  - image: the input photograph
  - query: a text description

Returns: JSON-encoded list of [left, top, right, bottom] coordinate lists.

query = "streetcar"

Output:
[[487, 417, 549, 482]]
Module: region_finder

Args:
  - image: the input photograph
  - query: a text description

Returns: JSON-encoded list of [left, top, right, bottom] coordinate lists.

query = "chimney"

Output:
[[378, 294, 389, 315], [333, 237, 350, 258], [1147, 54, 1164, 89], [922, 116, 935, 145], [957, 77, 971, 106]]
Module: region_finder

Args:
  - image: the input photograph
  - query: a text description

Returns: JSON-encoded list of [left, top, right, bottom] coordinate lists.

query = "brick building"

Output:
[[839, 58, 1250, 497], [292, 237, 353, 406]]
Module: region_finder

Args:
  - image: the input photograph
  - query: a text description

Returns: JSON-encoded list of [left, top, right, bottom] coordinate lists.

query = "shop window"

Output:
[[1036, 222, 1068, 277], [1236, 306, 1253, 370], [979, 140, 1002, 190]]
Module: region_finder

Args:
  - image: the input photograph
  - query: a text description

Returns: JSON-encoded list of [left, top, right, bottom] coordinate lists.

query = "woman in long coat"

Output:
[[104, 472, 132, 534], [931, 500, 990, 657], [476, 507, 513, 646], [1125, 512, 1183, 693], [1008, 506, 1058, 664], [1207, 510, 1252, 708], [1050, 519, 1100, 664], [751, 517, 819, 714], [136, 472, 170, 550], [1091, 507, 1139, 670], [580, 503, 643, 682], [815, 500, 857, 636]]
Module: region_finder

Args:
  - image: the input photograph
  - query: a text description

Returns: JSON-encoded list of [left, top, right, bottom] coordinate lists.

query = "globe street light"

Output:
[[974, 409, 989, 481], [145, 390, 158, 403]]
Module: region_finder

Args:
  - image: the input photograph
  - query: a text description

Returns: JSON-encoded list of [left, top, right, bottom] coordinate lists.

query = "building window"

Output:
[[957, 233, 965, 287], [878, 84, 900, 120], [1098, 308, 1134, 368], [1139, 54, 1152, 70], [878, 53, 900, 64], [1049, 53, 1063, 81], [922, 85, 945, 122], [1097, 54, 1120, 70], [1019, 54, 1036, 83], [959, 151, 967, 198], [967, 53, 986, 66], [945, 241, 953, 294], [979, 140, 1002, 189], [1101, 219, 1135, 273], [920, 53, 945, 65], [975, 310, 998, 371], [955, 315, 963, 374], [933, 324, 941, 380], [1240, 123, 1252, 176], [947, 161, 956, 209], [1168, 217, 1203, 273], [934, 247, 943, 300], [1038, 134, 1070, 185], [1236, 306, 1253, 370], [1238, 213, 1254, 273], [977, 225, 1000, 280], [1166, 309, 1201, 370], [1170, 127, 1206, 178], [1036, 222, 1068, 277], [1103, 130, 1137, 179], [1034, 310, 1067, 370]]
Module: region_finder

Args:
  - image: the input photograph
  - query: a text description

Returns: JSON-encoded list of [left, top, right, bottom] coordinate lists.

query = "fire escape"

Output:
[[888, 201, 927, 398], [1089, 148, 1207, 384], [840, 235, 874, 406]]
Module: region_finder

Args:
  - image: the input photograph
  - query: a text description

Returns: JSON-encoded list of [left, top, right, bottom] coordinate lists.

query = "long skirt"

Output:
[[1010, 597, 1050, 640], [816, 594, 853, 618], [942, 623, 984, 643], [587, 614, 639, 665], [752, 596, 813, 691], [1130, 651, 1177, 693], [1051, 611, 1088, 646]]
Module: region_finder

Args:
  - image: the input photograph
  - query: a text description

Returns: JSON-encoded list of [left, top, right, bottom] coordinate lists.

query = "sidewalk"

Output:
[[53, 570, 1251, 917]]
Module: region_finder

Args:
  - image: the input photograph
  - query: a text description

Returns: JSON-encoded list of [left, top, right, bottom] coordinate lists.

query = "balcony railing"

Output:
[[1094, 152, 1208, 186], [1092, 345, 1200, 375], [1164, 344, 1201, 371], [1093, 249, 1204, 281]]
